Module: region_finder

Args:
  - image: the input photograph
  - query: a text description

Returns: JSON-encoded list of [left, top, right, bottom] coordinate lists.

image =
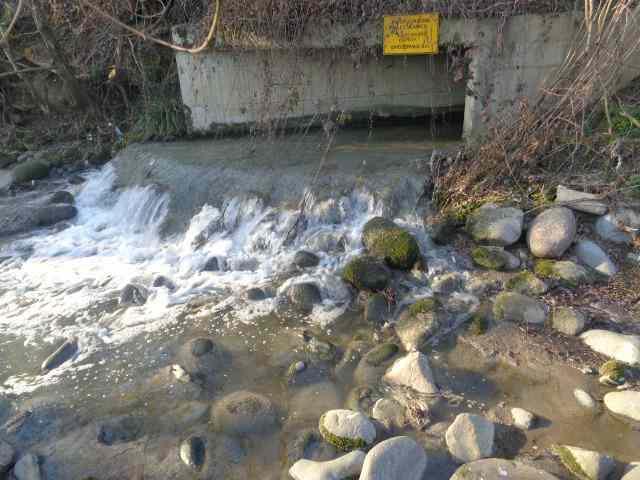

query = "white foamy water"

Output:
[[0, 162, 445, 394]]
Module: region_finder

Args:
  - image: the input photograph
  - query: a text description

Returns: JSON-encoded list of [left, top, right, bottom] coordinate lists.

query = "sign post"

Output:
[[383, 13, 439, 55]]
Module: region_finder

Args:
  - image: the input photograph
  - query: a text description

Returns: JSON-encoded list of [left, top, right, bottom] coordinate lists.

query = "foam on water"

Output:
[[0, 161, 443, 394]]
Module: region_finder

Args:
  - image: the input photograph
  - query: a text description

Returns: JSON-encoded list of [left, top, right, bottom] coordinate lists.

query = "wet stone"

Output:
[[446, 413, 495, 463], [574, 389, 597, 410], [553, 445, 615, 480], [212, 390, 278, 436], [202, 256, 220, 271], [293, 250, 320, 268], [319, 409, 376, 451], [49, 190, 75, 205], [119, 283, 148, 306], [246, 287, 266, 301], [346, 385, 383, 413], [287, 283, 322, 314], [152, 275, 176, 290], [0, 440, 15, 474], [364, 294, 389, 325], [190, 338, 214, 357], [341, 255, 391, 292], [180, 435, 206, 471], [97, 416, 143, 445], [13, 453, 41, 480], [41, 337, 78, 372], [283, 429, 338, 472], [360, 436, 428, 480]]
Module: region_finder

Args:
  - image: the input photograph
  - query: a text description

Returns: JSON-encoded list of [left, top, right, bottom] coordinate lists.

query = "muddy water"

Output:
[[0, 125, 637, 478]]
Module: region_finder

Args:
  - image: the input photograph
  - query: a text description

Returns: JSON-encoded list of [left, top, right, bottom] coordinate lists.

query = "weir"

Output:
[[174, 13, 583, 140]]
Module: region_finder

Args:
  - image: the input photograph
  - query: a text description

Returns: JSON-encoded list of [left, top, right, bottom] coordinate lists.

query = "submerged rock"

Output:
[[372, 398, 408, 432], [580, 330, 640, 365], [41, 337, 78, 372], [446, 413, 495, 463], [180, 435, 206, 470], [49, 190, 75, 205], [364, 294, 390, 325], [383, 351, 438, 394], [394, 299, 440, 351], [97, 416, 143, 445], [471, 246, 520, 271], [13, 453, 41, 480], [287, 283, 322, 313], [534, 260, 591, 288], [505, 271, 549, 295], [575, 240, 617, 277], [341, 256, 390, 292], [511, 407, 536, 430], [555, 185, 607, 215], [0, 440, 15, 474], [450, 458, 560, 480], [289, 450, 366, 480], [119, 283, 149, 306], [293, 250, 320, 268], [527, 207, 576, 258], [431, 272, 465, 295], [359, 436, 428, 480], [598, 360, 626, 386], [553, 445, 615, 480], [493, 292, 546, 324], [246, 287, 266, 301], [466, 204, 524, 246], [574, 389, 597, 410], [319, 409, 376, 451], [362, 217, 420, 270], [152, 275, 176, 291], [202, 256, 220, 271], [211, 391, 278, 436], [551, 307, 587, 336], [603, 391, 640, 423]]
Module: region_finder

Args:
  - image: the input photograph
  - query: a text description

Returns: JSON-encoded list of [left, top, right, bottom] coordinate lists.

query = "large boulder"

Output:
[[471, 246, 520, 271], [361, 217, 420, 270], [211, 391, 278, 436], [575, 240, 617, 277], [318, 409, 376, 451], [527, 207, 576, 258], [553, 445, 615, 480], [341, 256, 391, 292], [450, 459, 560, 480], [359, 436, 428, 480], [492, 292, 546, 325], [466, 204, 524, 246], [289, 450, 365, 480], [603, 391, 640, 423], [445, 413, 495, 463], [12, 159, 50, 184], [580, 330, 640, 365], [555, 185, 607, 215], [383, 351, 438, 394]]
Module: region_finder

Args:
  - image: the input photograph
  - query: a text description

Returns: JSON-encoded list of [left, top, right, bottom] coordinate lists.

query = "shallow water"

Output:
[[0, 127, 638, 478]]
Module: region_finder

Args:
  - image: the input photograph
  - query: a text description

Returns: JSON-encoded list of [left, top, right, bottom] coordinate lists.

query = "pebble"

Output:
[[445, 413, 495, 463], [289, 450, 366, 480], [180, 436, 206, 470], [359, 436, 428, 480], [511, 407, 536, 430], [574, 389, 597, 410], [383, 351, 438, 394]]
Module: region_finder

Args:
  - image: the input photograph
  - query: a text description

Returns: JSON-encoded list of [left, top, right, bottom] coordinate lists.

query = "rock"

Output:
[[165, 401, 210, 429], [97, 416, 143, 445], [445, 413, 495, 463], [555, 185, 607, 215], [289, 450, 366, 480], [353, 344, 399, 386], [289, 382, 342, 423], [510, 407, 536, 430], [318, 409, 376, 451], [119, 283, 149, 306], [341, 256, 391, 292], [180, 435, 206, 470], [284, 429, 338, 473], [575, 240, 617, 277], [49, 190, 75, 205], [212, 391, 278, 436], [359, 436, 428, 480], [623, 464, 640, 480], [383, 351, 438, 394], [450, 458, 560, 480], [41, 337, 78, 371], [202, 256, 220, 271], [246, 287, 266, 301], [492, 292, 546, 324], [595, 208, 640, 244], [603, 391, 640, 423], [364, 294, 389, 325], [431, 272, 464, 295], [345, 385, 382, 413], [527, 207, 577, 258], [466, 204, 524, 246], [35, 204, 77, 227], [427, 215, 458, 245], [505, 271, 549, 295], [598, 360, 626, 386], [287, 283, 322, 313], [371, 398, 408, 431], [294, 250, 320, 268], [152, 275, 176, 290], [13, 160, 49, 184], [303, 332, 337, 363], [580, 330, 640, 365], [13, 453, 41, 480], [553, 445, 615, 480], [534, 260, 591, 288], [394, 299, 440, 351], [552, 307, 587, 336], [471, 246, 520, 271], [0, 440, 15, 474], [574, 389, 597, 410], [361, 217, 421, 270]]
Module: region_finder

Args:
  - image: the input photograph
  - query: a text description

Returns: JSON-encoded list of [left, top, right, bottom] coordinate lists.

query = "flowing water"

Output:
[[0, 126, 637, 479]]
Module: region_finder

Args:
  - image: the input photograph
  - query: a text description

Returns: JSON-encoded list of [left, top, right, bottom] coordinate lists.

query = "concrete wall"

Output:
[[173, 12, 638, 139]]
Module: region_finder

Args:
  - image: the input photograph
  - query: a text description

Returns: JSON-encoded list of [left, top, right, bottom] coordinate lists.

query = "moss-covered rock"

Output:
[[12, 159, 50, 184], [552, 445, 615, 480], [408, 298, 439, 316], [534, 260, 591, 288], [551, 307, 587, 336], [598, 360, 625, 386], [468, 306, 491, 335], [341, 255, 391, 292], [361, 217, 420, 270], [471, 246, 520, 271], [552, 445, 591, 480], [505, 271, 549, 295], [319, 410, 376, 451], [364, 343, 399, 367]]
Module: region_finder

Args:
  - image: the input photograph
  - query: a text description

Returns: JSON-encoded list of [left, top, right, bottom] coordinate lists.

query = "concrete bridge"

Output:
[[173, 12, 640, 140]]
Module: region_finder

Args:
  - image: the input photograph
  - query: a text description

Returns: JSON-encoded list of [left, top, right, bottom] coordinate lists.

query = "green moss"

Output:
[[506, 271, 548, 295], [368, 228, 420, 270], [552, 445, 590, 480], [471, 246, 508, 270], [598, 360, 625, 385], [468, 311, 489, 335], [408, 298, 438, 317], [364, 343, 399, 366], [341, 256, 390, 292], [319, 414, 369, 451], [609, 105, 640, 138], [13, 159, 50, 183], [534, 259, 556, 279]]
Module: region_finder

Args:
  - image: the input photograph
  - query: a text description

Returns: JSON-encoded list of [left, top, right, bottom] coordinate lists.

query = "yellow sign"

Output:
[[383, 13, 439, 55]]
